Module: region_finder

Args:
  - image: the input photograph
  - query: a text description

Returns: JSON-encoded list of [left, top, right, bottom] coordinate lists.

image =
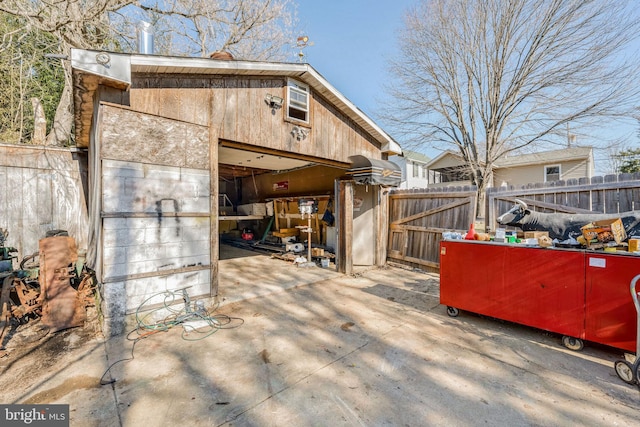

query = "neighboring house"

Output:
[[70, 48, 402, 335], [426, 146, 594, 188], [389, 150, 431, 189], [494, 146, 594, 187]]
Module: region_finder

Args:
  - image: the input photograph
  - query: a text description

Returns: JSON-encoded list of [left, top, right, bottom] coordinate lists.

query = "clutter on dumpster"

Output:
[[443, 199, 640, 254], [440, 238, 639, 353], [496, 198, 640, 243], [439, 200, 640, 356]]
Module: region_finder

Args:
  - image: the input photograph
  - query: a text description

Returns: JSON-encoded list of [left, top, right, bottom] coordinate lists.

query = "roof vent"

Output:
[[136, 21, 154, 54], [209, 51, 234, 60]]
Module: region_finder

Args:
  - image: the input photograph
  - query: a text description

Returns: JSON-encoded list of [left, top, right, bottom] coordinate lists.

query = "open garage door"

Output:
[[216, 141, 347, 254]]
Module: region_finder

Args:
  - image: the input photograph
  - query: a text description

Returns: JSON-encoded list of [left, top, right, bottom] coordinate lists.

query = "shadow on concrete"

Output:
[[2, 265, 640, 426]]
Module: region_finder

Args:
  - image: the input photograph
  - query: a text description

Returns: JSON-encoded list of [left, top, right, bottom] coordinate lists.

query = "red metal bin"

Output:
[[585, 253, 638, 352], [440, 240, 585, 341], [440, 240, 638, 351]]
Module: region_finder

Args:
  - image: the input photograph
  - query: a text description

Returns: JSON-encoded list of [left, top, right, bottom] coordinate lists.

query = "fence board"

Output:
[[0, 144, 88, 260], [388, 187, 476, 271], [486, 173, 640, 233]]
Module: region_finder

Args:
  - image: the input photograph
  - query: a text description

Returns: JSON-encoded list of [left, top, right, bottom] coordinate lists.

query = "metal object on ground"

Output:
[[39, 235, 86, 332], [1, 230, 95, 346], [614, 274, 640, 387], [0, 231, 42, 345]]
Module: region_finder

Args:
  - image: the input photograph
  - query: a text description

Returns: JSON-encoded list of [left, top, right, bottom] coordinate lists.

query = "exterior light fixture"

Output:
[[265, 94, 284, 109]]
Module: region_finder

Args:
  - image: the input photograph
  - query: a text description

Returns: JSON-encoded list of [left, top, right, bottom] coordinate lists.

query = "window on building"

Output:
[[545, 165, 560, 182], [412, 162, 419, 177], [287, 79, 309, 123], [422, 165, 428, 178], [433, 165, 472, 183]]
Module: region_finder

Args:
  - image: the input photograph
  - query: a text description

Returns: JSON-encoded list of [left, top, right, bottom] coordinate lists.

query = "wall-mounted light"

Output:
[[291, 126, 309, 141], [265, 93, 284, 109]]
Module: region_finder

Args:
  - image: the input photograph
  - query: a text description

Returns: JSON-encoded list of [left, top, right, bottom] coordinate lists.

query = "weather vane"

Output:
[[296, 36, 313, 63]]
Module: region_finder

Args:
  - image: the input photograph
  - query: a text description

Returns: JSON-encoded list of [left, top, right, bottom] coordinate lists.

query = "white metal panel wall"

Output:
[[101, 159, 210, 313]]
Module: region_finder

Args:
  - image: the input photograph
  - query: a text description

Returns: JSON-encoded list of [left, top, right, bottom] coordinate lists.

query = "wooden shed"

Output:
[[71, 49, 402, 335]]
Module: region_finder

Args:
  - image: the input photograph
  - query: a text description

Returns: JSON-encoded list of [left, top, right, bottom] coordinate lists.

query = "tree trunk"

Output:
[[31, 98, 47, 145], [45, 78, 73, 146]]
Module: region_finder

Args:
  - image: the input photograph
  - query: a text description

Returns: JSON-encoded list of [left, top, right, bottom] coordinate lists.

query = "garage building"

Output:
[[71, 49, 402, 335]]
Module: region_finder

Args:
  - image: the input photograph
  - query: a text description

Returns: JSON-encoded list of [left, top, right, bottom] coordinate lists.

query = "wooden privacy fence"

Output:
[[0, 144, 89, 260], [486, 173, 640, 233], [387, 186, 477, 271]]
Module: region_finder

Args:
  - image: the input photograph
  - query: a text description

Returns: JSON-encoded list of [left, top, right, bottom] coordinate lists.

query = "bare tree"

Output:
[[0, 0, 137, 146], [0, 12, 67, 144], [134, 0, 298, 60], [0, 0, 298, 146], [386, 0, 640, 212]]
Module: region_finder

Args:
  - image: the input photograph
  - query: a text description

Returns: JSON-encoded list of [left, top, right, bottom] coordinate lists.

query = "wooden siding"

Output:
[[337, 181, 354, 274], [486, 173, 640, 233], [127, 75, 382, 164], [100, 104, 209, 169], [0, 144, 88, 260], [388, 187, 477, 271]]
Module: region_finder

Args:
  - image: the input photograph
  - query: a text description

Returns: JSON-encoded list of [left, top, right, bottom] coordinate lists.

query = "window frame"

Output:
[[544, 164, 561, 182], [286, 78, 310, 124]]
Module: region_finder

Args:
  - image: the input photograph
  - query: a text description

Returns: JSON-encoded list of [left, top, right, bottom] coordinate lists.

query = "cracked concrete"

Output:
[[1, 246, 639, 426]]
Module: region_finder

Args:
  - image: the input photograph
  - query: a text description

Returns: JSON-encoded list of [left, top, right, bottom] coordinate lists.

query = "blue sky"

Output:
[[295, 1, 639, 172], [296, 1, 417, 134]]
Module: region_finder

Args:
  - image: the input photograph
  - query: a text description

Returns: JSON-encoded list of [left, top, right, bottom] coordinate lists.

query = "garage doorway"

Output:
[[216, 143, 345, 276]]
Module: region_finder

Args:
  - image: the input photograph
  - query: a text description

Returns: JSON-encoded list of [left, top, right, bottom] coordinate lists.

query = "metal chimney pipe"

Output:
[[136, 21, 154, 54]]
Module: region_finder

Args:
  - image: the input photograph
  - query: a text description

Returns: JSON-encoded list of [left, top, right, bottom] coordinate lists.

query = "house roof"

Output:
[[426, 150, 464, 169], [426, 147, 593, 170], [401, 150, 431, 164], [70, 49, 401, 154], [495, 146, 593, 167]]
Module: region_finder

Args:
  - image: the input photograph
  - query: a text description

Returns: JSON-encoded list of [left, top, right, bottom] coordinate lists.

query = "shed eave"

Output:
[[71, 49, 402, 153], [130, 54, 401, 154]]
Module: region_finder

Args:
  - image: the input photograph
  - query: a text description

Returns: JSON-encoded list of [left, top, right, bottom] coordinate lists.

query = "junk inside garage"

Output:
[[217, 149, 342, 269]]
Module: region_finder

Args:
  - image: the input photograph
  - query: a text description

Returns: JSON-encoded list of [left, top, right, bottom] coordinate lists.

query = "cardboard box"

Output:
[[580, 218, 627, 245], [238, 203, 266, 216], [219, 220, 237, 233], [272, 228, 299, 238], [524, 231, 549, 239]]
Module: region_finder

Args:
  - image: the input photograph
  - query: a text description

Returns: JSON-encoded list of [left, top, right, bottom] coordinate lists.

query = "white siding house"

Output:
[[390, 150, 431, 189], [426, 146, 594, 189]]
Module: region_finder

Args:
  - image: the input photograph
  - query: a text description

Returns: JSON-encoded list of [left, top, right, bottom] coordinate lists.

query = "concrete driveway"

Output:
[[1, 254, 639, 426]]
